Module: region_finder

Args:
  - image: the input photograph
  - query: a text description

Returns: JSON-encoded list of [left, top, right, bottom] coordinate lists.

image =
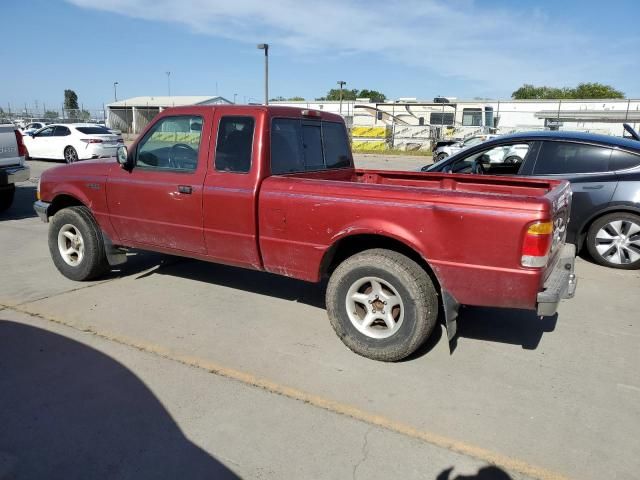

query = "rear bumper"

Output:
[[0, 164, 30, 185], [34, 200, 50, 222], [536, 243, 577, 316]]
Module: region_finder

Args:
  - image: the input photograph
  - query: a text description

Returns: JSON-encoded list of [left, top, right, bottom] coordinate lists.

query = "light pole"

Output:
[[113, 82, 118, 102], [233, 93, 238, 104], [337, 80, 346, 116], [165, 71, 171, 96], [257, 43, 269, 105]]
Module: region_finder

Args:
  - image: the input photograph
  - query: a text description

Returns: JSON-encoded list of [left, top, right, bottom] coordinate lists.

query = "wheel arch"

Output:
[[48, 193, 86, 217]]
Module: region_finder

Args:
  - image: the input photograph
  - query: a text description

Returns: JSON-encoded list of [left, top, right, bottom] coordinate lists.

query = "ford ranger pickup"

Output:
[[34, 106, 577, 361]]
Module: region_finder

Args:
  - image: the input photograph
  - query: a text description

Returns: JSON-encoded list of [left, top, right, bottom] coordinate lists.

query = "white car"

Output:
[[433, 134, 499, 161], [23, 123, 124, 163], [22, 122, 50, 135]]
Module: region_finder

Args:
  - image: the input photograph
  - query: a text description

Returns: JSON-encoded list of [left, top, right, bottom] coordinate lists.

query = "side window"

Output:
[[449, 143, 530, 174], [323, 122, 352, 168], [534, 142, 611, 175], [53, 126, 70, 136], [271, 118, 353, 174], [136, 115, 202, 172], [462, 108, 482, 126], [35, 127, 54, 137], [215, 116, 255, 173], [271, 119, 305, 174], [610, 150, 640, 171]]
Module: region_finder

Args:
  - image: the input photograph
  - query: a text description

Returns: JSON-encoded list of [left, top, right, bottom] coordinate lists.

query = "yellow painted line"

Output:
[[4, 303, 570, 480]]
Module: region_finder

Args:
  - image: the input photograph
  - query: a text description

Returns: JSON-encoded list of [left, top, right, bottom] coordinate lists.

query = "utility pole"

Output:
[[257, 44, 269, 105], [114, 81, 119, 102], [337, 80, 346, 116], [166, 71, 171, 96]]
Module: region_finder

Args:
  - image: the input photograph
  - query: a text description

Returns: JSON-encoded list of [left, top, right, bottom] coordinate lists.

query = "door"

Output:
[[28, 126, 55, 158], [202, 110, 263, 268], [51, 125, 72, 159], [107, 113, 211, 254], [531, 141, 617, 243]]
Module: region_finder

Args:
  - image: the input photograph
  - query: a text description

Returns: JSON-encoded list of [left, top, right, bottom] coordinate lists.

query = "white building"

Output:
[[107, 96, 232, 134]]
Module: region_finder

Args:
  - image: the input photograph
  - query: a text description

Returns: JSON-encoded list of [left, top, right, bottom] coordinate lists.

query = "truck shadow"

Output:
[[0, 184, 37, 221], [0, 320, 239, 479], [139, 258, 556, 353]]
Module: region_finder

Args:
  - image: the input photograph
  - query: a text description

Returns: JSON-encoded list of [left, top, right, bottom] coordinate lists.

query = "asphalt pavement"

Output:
[[0, 159, 638, 480]]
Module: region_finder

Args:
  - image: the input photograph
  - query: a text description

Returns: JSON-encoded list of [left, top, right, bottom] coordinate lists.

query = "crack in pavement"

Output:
[[352, 427, 373, 480]]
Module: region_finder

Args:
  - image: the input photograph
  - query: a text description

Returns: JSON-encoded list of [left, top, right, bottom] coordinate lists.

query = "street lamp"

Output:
[[233, 93, 238, 104], [165, 71, 171, 96], [257, 43, 269, 105], [113, 82, 119, 102], [337, 80, 346, 115]]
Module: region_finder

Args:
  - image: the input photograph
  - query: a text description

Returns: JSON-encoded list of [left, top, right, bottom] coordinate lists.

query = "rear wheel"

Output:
[[326, 249, 439, 361], [436, 152, 449, 162], [48, 206, 109, 280], [0, 185, 16, 213], [64, 146, 78, 163], [587, 212, 640, 269]]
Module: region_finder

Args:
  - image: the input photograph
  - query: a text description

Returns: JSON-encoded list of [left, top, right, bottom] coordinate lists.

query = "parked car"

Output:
[[0, 125, 30, 212], [23, 123, 124, 163], [422, 130, 640, 269], [433, 134, 498, 162], [22, 122, 50, 135], [34, 105, 576, 361]]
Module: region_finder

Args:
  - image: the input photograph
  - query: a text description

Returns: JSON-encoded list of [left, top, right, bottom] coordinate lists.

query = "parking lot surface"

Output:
[[1, 159, 639, 480]]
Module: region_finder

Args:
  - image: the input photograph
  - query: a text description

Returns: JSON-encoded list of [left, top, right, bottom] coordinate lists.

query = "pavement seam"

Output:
[[2, 303, 570, 480]]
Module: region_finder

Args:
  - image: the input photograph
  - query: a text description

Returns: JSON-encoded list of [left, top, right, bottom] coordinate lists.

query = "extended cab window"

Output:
[[215, 116, 255, 173], [271, 118, 352, 174], [534, 142, 611, 175], [136, 115, 202, 172]]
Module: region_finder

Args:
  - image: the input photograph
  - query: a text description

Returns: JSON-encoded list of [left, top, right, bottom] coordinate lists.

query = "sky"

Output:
[[1, 0, 639, 113]]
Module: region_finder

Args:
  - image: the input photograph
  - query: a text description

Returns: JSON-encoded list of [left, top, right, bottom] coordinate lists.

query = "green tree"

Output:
[[357, 89, 387, 102], [269, 96, 306, 102], [44, 110, 59, 119], [512, 83, 624, 99], [287, 96, 306, 101], [64, 89, 79, 110], [79, 109, 91, 121], [317, 88, 358, 101]]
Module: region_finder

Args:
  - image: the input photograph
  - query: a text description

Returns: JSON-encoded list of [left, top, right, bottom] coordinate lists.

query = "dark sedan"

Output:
[[422, 130, 640, 269]]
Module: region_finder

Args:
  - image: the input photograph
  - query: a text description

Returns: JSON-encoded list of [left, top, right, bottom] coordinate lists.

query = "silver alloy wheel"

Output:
[[345, 276, 404, 339], [57, 223, 85, 267], [65, 147, 78, 163], [595, 219, 640, 265]]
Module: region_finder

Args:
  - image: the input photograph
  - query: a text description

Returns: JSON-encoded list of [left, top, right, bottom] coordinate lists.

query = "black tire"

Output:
[[586, 212, 640, 269], [326, 249, 439, 361], [436, 152, 448, 162], [504, 155, 521, 164], [0, 185, 16, 213], [48, 206, 110, 280], [64, 146, 78, 164]]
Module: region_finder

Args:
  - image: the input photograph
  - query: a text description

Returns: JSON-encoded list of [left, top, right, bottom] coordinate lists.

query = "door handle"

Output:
[[582, 185, 604, 190], [178, 185, 192, 194]]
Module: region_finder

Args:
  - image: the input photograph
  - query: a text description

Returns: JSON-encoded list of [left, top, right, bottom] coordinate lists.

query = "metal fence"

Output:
[[0, 105, 108, 126]]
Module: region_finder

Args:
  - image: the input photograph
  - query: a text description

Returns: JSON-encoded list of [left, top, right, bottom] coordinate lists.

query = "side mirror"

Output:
[[116, 145, 131, 169]]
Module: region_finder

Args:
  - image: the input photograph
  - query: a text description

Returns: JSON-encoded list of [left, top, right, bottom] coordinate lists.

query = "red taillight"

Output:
[[521, 221, 553, 268], [14, 129, 28, 157], [81, 138, 103, 144]]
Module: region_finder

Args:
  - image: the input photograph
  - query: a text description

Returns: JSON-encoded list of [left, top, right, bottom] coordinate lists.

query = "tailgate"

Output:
[[0, 126, 21, 168], [544, 181, 573, 278]]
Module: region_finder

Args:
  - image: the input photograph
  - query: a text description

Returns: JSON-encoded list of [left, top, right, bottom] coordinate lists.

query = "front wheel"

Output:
[[436, 152, 448, 162], [48, 206, 109, 280], [586, 212, 640, 269], [326, 249, 439, 361]]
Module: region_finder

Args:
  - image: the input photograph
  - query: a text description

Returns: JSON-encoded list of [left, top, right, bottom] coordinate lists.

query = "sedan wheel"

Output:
[[64, 146, 78, 163], [587, 213, 640, 269]]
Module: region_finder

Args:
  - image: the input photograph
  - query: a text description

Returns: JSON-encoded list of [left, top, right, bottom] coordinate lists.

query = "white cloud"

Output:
[[67, 0, 636, 94]]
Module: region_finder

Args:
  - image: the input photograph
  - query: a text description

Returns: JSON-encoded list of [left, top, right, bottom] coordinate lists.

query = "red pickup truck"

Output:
[[34, 106, 577, 361]]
